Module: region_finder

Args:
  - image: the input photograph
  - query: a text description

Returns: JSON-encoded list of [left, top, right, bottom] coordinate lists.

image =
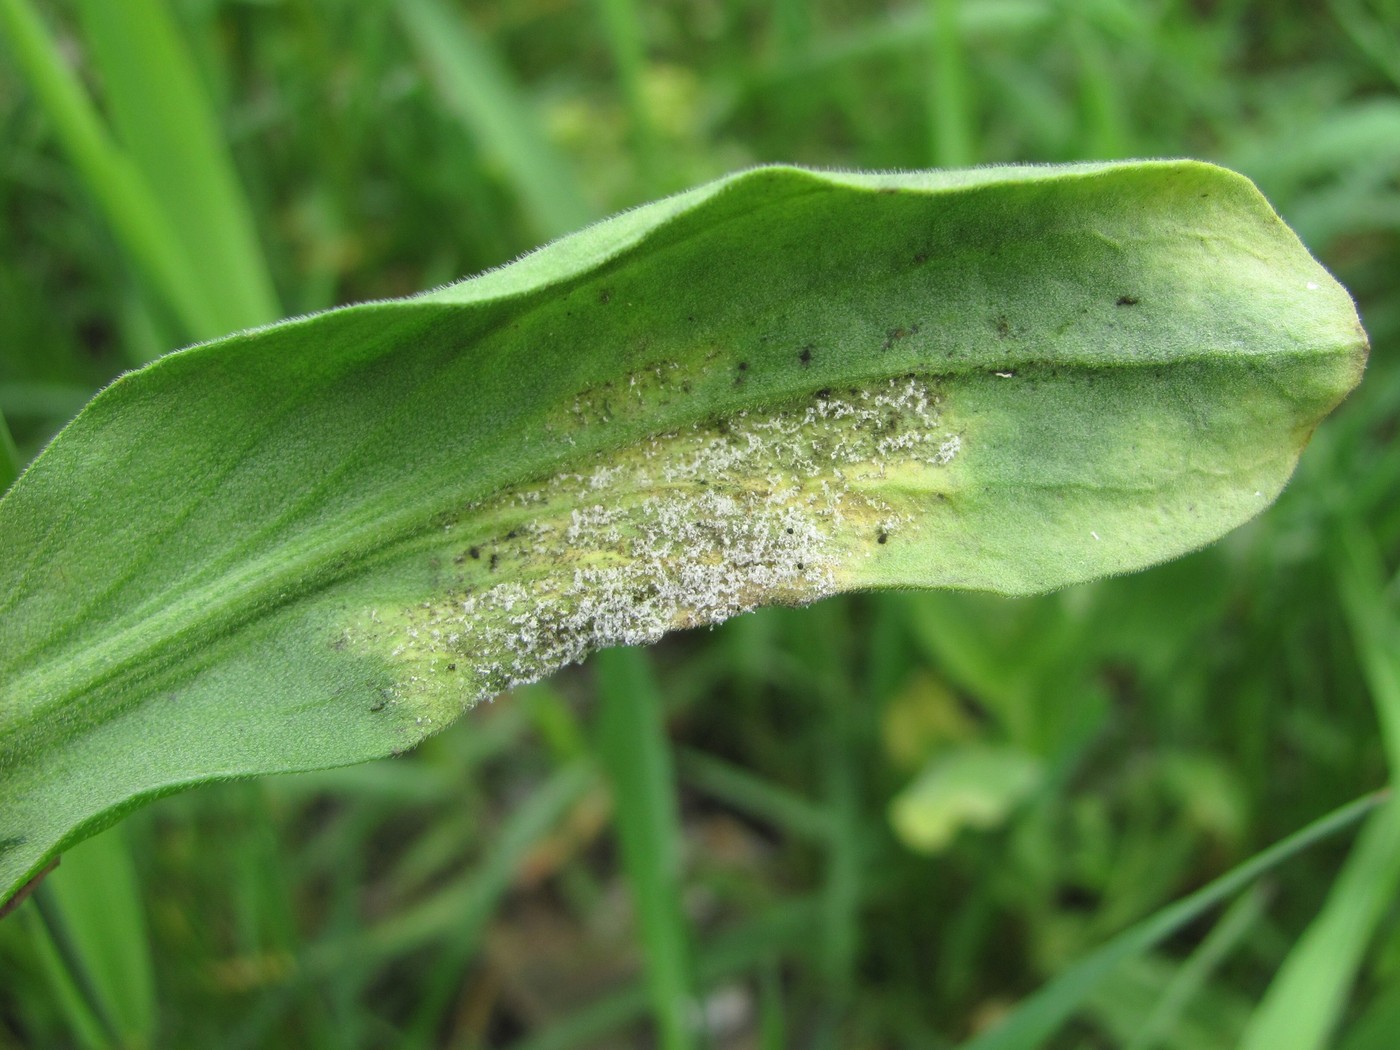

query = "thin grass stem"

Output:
[[927, 0, 975, 167], [596, 646, 697, 1050]]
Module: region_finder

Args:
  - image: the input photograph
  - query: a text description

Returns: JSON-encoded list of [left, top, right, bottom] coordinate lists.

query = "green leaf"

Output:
[[0, 0, 221, 342], [0, 161, 1368, 904], [889, 743, 1043, 853], [71, 0, 282, 335]]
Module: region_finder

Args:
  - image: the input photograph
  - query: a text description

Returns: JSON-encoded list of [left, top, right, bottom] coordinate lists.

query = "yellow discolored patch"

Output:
[[345, 374, 964, 720]]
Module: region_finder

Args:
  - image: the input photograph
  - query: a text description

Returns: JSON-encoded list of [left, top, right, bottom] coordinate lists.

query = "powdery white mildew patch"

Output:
[[349, 374, 962, 722]]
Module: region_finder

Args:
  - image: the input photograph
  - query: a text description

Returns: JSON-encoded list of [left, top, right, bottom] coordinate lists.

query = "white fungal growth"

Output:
[[348, 373, 962, 711]]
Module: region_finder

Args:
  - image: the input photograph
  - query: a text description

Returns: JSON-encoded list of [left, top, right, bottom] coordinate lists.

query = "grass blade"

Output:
[[1070, 9, 1130, 158], [73, 0, 281, 335], [927, 0, 975, 167], [958, 791, 1384, 1050], [1237, 800, 1400, 1050], [678, 747, 830, 842], [1330, 0, 1400, 92], [0, 0, 218, 340], [33, 824, 156, 1049], [20, 902, 108, 1050], [305, 761, 595, 972], [596, 646, 696, 1050], [507, 898, 819, 1050], [1125, 882, 1270, 1050], [1340, 977, 1400, 1050], [799, 602, 863, 1027], [1336, 520, 1400, 772], [396, 0, 591, 240], [594, 0, 665, 190], [402, 760, 597, 1046], [1236, 522, 1400, 1050]]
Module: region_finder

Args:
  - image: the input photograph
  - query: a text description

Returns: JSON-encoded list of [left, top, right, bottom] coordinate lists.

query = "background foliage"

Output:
[[1, 0, 1397, 1047]]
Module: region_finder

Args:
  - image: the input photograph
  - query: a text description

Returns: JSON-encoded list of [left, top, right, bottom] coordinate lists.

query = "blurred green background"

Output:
[[1, 0, 1398, 1047]]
